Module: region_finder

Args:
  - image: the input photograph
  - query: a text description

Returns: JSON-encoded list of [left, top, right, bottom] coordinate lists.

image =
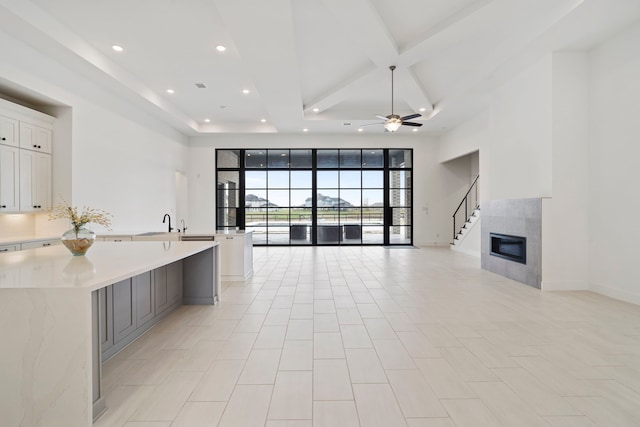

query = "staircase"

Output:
[[452, 207, 480, 245], [451, 175, 480, 245]]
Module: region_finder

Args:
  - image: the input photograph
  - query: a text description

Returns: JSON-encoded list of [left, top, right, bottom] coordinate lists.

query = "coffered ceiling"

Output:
[[1, 0, 639, 136]]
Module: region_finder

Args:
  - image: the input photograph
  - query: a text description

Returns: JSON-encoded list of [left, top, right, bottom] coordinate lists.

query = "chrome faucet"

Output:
[[162, 214, 173, 232], [180, 219, 187, 233]]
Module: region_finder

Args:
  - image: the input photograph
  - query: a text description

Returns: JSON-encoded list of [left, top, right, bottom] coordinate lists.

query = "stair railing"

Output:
[[452, 175, 480, 241]]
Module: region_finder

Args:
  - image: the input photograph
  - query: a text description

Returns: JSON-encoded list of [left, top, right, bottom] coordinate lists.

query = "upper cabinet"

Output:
[[0, 144, 20, 212], [19, 149, 51, 212], [0, 99, 54, 214], [19, 122, 52, 154], [0, 115, 19, 148]]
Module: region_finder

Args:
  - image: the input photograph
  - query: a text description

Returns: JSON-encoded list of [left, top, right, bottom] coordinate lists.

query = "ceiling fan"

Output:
[[374, 65, 423, 132]]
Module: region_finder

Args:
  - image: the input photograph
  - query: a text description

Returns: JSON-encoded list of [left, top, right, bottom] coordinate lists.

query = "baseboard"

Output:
[[541, 280, 588, 291], [589, 282, 640, 305], [414, 241, 450, 247], [450, 245, 480, 258]]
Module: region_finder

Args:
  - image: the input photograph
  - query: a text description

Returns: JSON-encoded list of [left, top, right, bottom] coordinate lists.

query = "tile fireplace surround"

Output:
[[481, 198, 542, 288]]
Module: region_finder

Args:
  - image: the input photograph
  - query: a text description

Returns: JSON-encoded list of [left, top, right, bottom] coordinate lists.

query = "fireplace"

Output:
[[490, 233, 526, 264]]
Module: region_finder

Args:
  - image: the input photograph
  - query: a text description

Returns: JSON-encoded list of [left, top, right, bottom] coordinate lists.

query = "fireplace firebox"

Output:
[[490, 233, 526, 264]]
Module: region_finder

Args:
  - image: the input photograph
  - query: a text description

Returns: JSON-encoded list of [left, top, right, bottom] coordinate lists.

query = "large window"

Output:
[[216, 149, 412, 246]]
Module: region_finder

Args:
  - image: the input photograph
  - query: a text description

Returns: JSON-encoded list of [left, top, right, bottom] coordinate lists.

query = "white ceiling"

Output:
[[2, 0, 640, 136]]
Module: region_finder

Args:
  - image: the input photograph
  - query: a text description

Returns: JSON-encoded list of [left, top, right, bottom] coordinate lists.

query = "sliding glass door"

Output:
[[216, 148, 412, 246]]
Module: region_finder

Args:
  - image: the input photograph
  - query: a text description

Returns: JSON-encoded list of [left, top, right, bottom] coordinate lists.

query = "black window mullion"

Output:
[[409, 148, 414, 246], [383, 149, 390, 246], [311, 150, 318, 245], [238, 149, 245, 230]]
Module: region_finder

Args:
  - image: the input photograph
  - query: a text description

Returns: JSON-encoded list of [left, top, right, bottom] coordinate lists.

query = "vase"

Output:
[[61, 226, 96, 256]]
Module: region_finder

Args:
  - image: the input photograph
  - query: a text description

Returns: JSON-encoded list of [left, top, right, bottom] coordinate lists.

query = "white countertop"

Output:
[[0, 240, 217, 291], [99, 230, 253, 237]]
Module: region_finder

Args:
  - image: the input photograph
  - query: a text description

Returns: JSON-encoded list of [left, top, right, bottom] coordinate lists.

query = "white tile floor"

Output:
[[97, 246, 640, 426]]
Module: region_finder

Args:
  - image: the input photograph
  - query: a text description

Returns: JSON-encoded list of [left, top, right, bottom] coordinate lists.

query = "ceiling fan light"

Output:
[[384, 117, 402, 132]]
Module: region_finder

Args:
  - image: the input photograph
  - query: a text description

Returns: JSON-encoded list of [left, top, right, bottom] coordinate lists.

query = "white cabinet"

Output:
[[100, 236, 133, 242], [19, 149, 51, 212], [20, 238, 60, 250], [213, 232, 253, 281], [0, 243, 19, 253], [0, 144, 20, 212], [0, 115, 19, 147], [19, 122, 52, 154], [0, 100, 54, 214]]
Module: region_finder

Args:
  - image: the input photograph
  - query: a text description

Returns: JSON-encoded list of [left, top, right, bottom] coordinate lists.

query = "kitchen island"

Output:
[[0, 240, 220, 427], [100, 229, 253, 281]]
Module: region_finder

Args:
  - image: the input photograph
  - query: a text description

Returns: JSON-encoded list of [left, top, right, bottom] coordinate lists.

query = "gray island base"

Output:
[[0, 240, 220, 427]]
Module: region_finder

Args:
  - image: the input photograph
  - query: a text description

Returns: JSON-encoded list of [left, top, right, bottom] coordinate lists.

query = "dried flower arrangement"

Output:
[[49, 198, 113, 235], [49, 197, 113, 255]]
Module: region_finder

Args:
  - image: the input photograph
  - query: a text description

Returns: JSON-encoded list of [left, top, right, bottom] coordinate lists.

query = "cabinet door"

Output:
[[154, 265, 170, 314], [167, 261, 183, 306], [19, 150, 51, 212], [103, 236, 133, 242], [19, 122, 52, 154], [98, 287, 114, 353], [0, 115, 19, 147], [20, 239, 60, 250], [216, 236, 244, 277], [34, 152, 51, 210], [0, 145, 20, 212], [135, 271, 154, 326], [0, 244, 19, 253], [112, 279, 136, 343]]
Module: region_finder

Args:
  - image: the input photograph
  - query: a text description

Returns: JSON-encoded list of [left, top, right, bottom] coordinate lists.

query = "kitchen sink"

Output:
[[132, 232, 180, 241], [180, 235, 215, 241]]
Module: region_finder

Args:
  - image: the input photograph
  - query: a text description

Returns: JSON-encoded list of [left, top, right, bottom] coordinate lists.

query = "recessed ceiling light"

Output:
[[204, 119, 210, 123], [166, 89, 175, 94], [215, 45, 226, 52], [312, 108, 319, 113], [303, 128, 309, 132], [260, 119, 266, 123], [242, 89, 250, 94], [112, 45, 124, 52], [419, 107, 426, 112], [412, 128, 418, 132], [358, 128, 363, 132]]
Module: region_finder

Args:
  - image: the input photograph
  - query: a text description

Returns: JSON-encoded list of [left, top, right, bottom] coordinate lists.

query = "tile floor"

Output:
[[97, 246, 640, 426]]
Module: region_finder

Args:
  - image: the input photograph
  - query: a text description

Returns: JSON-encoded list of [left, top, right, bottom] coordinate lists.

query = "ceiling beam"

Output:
[[311, 0, 500, 117], [214, 0, 303, 133], [0, 0, 199, 134]]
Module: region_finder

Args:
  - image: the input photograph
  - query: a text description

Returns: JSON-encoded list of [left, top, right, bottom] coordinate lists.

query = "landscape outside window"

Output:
[[216, 149, 412, 246]]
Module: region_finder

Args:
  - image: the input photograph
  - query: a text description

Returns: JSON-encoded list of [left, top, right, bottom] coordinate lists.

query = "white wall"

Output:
[[481, 55, 553, 202], [437, 113, 487, 163], [541, 53, 589, 291], [0, 28, 188, 235], [588, 23, 640, 304], [481, 52, 591, 291], [187, 134, 455, 246]]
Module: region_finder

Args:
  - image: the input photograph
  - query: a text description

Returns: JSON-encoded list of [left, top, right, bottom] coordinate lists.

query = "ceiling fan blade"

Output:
[[402, 122, 423, 127], [361, 122, 384, 127], [401, 113, 421, 121], [375, 115, 389, 121]]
